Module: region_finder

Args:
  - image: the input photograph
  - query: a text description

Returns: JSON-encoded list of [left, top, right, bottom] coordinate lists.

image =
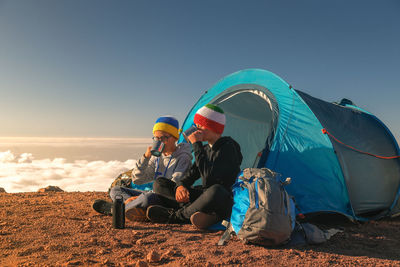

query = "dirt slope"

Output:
[[1, 192, 399, 266]]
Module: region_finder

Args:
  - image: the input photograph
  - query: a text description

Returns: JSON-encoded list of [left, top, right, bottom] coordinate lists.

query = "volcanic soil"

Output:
[[1, 191, 399, 266]]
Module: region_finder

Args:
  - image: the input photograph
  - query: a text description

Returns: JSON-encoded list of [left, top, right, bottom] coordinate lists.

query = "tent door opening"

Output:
[[211, 88, 278, 169]]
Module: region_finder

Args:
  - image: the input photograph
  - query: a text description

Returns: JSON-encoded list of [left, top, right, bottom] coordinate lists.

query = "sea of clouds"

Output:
[[0, 137, 151, 193]]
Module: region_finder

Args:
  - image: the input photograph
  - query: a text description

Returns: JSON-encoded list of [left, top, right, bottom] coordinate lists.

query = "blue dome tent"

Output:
[[179, 69, 400, 221]]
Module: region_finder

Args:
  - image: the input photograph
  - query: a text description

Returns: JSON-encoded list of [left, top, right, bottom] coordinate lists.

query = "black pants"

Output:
[[153, 177, 233, 221]]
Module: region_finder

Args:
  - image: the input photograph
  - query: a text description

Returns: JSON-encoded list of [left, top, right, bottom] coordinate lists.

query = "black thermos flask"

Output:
[[112, 195, 125, 229]]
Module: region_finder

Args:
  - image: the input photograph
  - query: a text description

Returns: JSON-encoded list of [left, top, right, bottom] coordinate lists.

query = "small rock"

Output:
[[136, 239, 143, 245], [136, 260, 148, 267], [132, 230, 140, 236], [64, 260, 82, 266], [162, 249, 174, 258], [0, 187, 6, 193], [86, 249, 96, 255], [102, 259, 110, 265], [146, 250, 161, 263], [38, 186, 64, 193], [97, 249, 109, 255]]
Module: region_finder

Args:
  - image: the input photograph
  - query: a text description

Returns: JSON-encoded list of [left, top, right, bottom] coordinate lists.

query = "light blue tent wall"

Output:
[[179, 68, 400, 220]]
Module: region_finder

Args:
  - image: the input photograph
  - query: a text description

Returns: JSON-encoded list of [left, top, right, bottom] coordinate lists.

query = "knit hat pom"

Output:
[[153, 116, 180, 139], [194, 104, 225, 134]]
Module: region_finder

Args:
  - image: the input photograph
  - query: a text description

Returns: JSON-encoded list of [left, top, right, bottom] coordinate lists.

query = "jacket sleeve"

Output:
[[175, 152, 200, 189], [194, 140, 240, 189], [170, 154, 193, 183], [131, 155, 156, 185]]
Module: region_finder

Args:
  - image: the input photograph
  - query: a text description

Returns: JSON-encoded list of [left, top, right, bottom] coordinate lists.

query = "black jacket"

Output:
[[176, 136, 243, 191]]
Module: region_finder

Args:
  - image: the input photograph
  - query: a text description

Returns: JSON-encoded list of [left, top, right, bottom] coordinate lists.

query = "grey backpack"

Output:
[[219, 168, 294, 246]]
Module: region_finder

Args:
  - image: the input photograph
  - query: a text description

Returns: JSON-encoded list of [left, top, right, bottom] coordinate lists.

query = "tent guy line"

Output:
[[322, 128, 400, 160]]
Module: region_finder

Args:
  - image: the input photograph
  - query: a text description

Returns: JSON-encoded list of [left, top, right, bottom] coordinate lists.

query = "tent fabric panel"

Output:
[[367, 112, 400, 217], [390, 198, 400, 217], [265, 88, 351, 216], [297, 90, 400, 217]]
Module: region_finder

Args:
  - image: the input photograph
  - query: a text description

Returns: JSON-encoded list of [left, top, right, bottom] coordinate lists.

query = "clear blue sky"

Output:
[[1, 0, 399, 141]]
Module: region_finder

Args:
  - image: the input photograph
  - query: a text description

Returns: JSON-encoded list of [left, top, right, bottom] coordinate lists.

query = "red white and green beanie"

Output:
[[153, 116, 180, 139], [194, 104, 225, 134]]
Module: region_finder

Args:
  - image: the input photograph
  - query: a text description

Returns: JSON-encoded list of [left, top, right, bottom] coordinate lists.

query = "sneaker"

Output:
[[146, 205, 183, 224], [92, 199, 112, 216], [190, 211, 219, 230], [125, 207, 148, 222]]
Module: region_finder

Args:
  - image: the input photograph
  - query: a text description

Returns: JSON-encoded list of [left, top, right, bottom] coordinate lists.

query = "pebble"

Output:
[[162, 249, 174, 258], [146, 250, 161, 263], [136, 260, 148, 267], [64, 260, 82, 266], [131, 230, 140, 236]]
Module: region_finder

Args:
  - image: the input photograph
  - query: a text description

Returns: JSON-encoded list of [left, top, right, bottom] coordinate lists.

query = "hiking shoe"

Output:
[[146, 205, 174, 223], [92, 199, 112, 216], [146, 205, 185, 224], [190, 211, 219, 230], [125, 207, 148, 222]]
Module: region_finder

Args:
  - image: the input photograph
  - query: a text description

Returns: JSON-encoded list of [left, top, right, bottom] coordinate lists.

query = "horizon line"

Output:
[[0, 136, 151, 140]]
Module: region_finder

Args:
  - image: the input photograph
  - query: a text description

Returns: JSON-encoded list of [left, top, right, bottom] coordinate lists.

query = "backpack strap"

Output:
[[243, 179, 257, 209], [218, 220, 235, 246], [242, 168, 276, 180]]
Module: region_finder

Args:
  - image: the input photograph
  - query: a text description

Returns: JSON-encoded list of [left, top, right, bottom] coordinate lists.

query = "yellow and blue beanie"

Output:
[[153, 116, 180, 139]]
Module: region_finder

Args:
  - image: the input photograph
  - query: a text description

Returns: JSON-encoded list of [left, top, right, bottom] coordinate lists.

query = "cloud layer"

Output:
[[0, 150, 136, 193]]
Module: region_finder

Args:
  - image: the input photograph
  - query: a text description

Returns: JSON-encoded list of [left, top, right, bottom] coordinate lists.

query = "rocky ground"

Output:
[[1, 191, 399, 266]]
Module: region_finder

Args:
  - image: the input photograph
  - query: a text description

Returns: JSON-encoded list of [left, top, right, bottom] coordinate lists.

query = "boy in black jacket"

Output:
[[146, 104, 243, 229]]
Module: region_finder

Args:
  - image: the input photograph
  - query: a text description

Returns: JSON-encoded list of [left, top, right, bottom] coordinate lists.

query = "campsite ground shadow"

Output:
[[294, 216, 400, 262]]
